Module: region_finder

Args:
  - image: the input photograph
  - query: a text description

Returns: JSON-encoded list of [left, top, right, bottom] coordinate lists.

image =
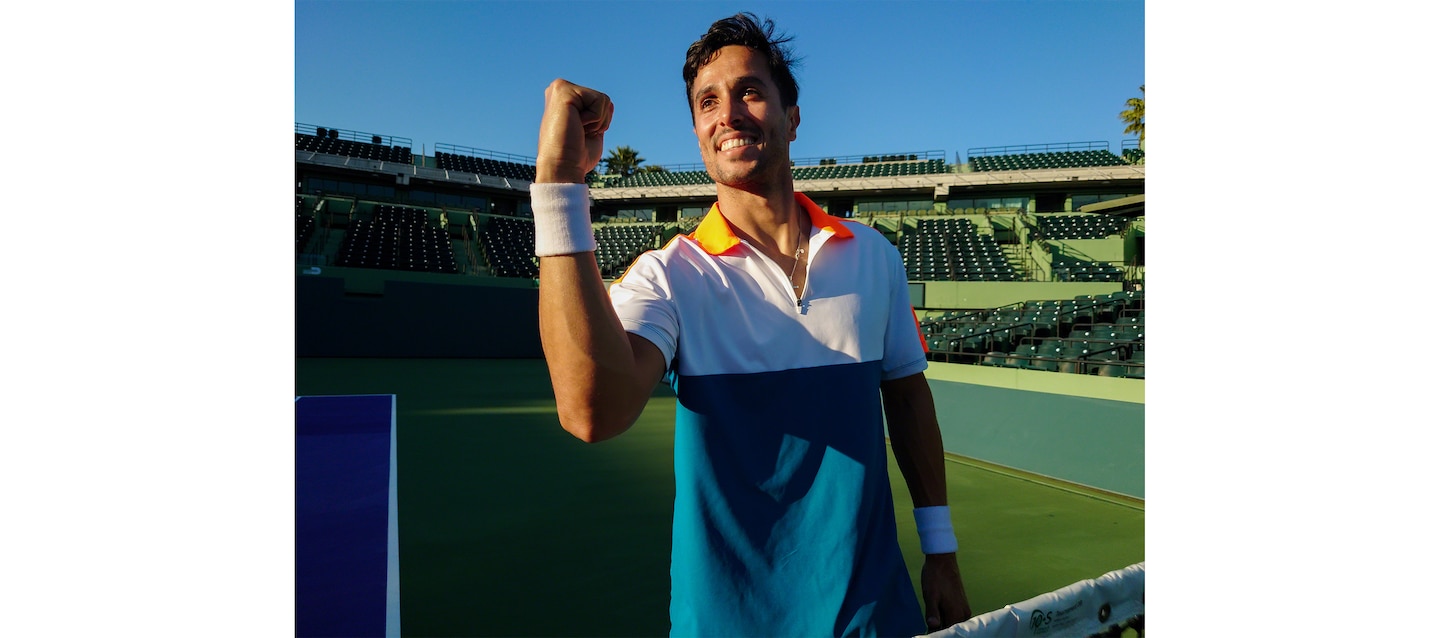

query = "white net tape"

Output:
[[920, 562, 1144, 638]]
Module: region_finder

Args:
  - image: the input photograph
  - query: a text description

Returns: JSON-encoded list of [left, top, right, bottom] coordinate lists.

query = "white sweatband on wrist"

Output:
[[914, 506, 958, 554], [529, 183, 597, 257]]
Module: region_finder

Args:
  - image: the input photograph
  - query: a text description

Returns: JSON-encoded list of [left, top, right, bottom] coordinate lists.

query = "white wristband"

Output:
[[914, 506, 958, 554], [529, 183, 597, 257]]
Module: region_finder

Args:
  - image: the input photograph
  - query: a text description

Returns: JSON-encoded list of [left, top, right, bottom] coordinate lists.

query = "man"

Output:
[[531, 12, 970, 637]]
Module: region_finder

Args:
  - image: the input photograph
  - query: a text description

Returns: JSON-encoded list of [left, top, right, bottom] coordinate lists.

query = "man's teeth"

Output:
[[721, 138, 756, 151]]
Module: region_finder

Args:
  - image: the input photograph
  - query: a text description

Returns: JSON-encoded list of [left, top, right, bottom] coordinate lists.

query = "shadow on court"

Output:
[[296, 357, 1142, 637]]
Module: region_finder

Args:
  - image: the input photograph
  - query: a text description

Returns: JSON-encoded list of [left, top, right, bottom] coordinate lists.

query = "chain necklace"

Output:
[[788, 244, 806, 291]]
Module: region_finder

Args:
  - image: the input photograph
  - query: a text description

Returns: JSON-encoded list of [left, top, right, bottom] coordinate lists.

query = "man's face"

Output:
[[690, 45, 800, 189]]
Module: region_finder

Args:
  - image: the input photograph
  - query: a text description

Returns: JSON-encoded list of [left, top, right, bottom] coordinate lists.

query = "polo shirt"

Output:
[[610, 193, 928, 637]]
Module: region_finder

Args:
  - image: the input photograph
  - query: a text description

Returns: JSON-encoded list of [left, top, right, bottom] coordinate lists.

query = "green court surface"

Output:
[[296, 358, 1143, 637]]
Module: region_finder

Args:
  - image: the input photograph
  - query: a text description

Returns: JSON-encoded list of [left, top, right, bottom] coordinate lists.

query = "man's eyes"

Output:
[[697, 89, 762, 109]]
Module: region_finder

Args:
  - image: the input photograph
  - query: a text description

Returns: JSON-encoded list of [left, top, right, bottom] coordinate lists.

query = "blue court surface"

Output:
[[295, 394, 400, 638]]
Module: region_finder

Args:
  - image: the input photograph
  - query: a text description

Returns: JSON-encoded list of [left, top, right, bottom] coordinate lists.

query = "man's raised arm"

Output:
[[533, 79, 667, 443]]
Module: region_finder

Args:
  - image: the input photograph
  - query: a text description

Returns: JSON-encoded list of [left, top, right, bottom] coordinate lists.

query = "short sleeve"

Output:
[[608, 251, 680, 370], [879, 246, 928, 381]]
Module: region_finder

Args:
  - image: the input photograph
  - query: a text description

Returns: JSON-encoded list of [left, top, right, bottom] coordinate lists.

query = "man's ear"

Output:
[[787, 105, 800, 141]]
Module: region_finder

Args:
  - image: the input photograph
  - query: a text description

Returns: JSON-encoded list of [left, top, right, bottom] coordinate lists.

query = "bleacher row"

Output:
[[1035, 214, 1127, 240], [922, 291, 1144, 378], [297, 203, 1142, 378], [477, 218, 664, 280], [606, 158, 951, 189], [594, 224, 663, 279], [609, 170, 714, 188], [793, 158, 948, 180], [900, 218, 1019, 282], [463, 213, 1128, 283], [435, 152, 538, 182], [1052, 256, 1125, 283], [332, 205, 459, 274], [481, 216, 540, 279], [302, 202, 1131, 285], [969, 150, 1127, 172], [295, 133, 413, 164]]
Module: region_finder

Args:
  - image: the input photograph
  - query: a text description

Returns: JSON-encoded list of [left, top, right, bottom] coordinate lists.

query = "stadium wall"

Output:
[[295, 269, 542, 358], [918, 363, 1143, 499], [913, 282, 1123, 310], [1046, 238, 1126, 263]]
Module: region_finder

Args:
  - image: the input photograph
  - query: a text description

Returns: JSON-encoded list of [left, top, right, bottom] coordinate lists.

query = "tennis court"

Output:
[[296, 357, 1143, 637]]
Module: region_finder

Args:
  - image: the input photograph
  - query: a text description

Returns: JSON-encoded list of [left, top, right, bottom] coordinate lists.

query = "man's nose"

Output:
[[718, 94, 744, 128]]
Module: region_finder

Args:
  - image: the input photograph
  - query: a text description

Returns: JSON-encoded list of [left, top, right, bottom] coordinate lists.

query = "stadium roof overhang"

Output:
[[1078, 193, 1145, 218], [296, 151, 533, 194], [296, 150, 1145, 206], [588, 165, 1145, 206]]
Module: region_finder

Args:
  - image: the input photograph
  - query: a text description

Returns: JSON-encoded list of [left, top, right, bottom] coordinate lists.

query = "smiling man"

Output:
[[530, 13, 971, 637]]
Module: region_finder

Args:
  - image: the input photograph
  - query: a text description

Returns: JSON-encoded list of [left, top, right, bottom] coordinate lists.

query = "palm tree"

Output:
[[603, 146, 645, 177], [1119, 85, 1144, 149]]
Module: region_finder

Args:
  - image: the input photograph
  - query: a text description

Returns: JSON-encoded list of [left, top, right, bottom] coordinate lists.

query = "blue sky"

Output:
[[295, 0, 1144, 168]]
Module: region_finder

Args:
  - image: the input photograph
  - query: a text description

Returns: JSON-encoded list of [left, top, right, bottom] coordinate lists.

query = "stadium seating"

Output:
[[435, 151, 538, 181], [594, 223, 662, 279], [969, 149, 1126, 172], [605, 158, 948, 188], [899, 218, 1018, 282], [480, 216, 539, 279], [334, 205, 459, 274], [1035, 214, 1127, 240], [793, 158, 948, 181], [1051, 255, 1125, 283], [609, 170, 711, 188], [296, 132, 413, 164], [477, 218, 662, 280], [920, 292, 1145, 377]]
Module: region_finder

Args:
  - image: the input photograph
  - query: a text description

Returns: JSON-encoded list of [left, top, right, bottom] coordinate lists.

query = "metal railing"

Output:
[[296, 122, 413, 150], [966, 141, 1111, 157]]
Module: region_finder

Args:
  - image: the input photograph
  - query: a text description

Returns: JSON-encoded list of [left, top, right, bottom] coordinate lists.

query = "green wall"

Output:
[[1048, 238, 1126, 264], [914, 281, 1123, 310], [295, 268, 541, 358], [919, 362, 1144, 499]]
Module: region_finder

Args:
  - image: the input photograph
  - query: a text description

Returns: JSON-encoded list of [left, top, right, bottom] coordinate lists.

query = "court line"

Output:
[[386, 395, 401, 638], [886, 438, 1144, 511], [943, 451, 1144, 511]]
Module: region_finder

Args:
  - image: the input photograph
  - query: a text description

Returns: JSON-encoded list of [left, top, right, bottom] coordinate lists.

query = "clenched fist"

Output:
[[536, 78, 614, 184]]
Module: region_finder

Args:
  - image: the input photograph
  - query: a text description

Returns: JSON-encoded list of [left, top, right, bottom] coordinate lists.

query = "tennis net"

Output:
[[920, 562, 1144, 637]]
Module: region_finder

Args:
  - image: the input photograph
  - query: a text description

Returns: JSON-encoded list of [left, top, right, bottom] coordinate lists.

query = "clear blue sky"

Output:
[[295, 0, 1144, 167]]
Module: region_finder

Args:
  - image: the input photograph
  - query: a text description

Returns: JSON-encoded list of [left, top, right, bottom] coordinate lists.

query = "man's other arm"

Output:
[[881, 372, 973, 629]]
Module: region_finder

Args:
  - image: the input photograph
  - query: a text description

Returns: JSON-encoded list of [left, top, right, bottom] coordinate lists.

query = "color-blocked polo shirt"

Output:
[[610, 193, 928, 637]]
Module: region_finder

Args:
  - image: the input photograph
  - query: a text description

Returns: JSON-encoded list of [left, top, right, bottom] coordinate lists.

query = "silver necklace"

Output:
[[788, 244, 806, 290]]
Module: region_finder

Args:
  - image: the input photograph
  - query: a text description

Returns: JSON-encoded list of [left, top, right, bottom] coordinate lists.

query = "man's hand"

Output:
[[536, 78, 614, 184], [921, 552, 972, 631]]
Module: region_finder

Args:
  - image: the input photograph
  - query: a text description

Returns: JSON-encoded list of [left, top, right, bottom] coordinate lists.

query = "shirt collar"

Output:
[[689, 192, 854, 256]]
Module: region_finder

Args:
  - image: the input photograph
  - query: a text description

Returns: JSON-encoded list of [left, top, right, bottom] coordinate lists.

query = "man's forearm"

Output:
[[881, 372, 948, 508], [538, 251, 660, 443]]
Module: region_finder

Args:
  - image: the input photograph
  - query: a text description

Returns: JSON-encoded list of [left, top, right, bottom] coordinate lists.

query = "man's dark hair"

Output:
[[683, 12, 800, 117]]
